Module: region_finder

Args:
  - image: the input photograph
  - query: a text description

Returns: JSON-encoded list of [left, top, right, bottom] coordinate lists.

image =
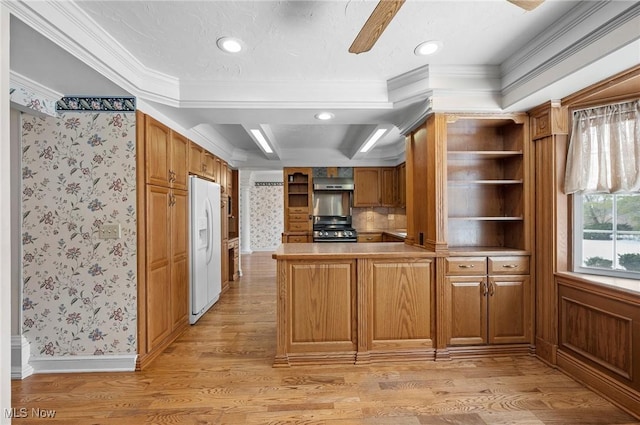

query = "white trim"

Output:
[[11, 336, 33, 380], [1, 4, 12, 423], [29, 354, 137, 374], [9, 71, 63, 102]]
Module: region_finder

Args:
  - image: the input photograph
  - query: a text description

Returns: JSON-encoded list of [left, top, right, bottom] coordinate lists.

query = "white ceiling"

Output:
[[7, 0, 640, 169]]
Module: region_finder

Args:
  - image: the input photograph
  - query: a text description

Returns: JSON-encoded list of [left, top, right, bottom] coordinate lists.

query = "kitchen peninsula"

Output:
[[272, 242, 435, 367]]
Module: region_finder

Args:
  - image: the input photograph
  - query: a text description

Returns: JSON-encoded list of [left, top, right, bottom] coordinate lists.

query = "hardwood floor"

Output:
[[11, 252, 640, 424]]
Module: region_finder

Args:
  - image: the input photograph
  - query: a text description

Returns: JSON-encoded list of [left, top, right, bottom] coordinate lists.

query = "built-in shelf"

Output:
[[446, 116, 528, 251], [448, 180, 523, 185], [447, 150, 523, 159], [449, 216, 524, 221]]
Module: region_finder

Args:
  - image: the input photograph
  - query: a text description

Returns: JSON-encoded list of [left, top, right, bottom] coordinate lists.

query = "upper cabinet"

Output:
[[354, 168, 381, 207], [189, 142, 205, 176], [354, 166, 403, 208], [144, 115, 188, 190]]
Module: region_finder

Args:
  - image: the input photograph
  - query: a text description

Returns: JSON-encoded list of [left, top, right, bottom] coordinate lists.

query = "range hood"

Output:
[[313, 177, 354, 191]]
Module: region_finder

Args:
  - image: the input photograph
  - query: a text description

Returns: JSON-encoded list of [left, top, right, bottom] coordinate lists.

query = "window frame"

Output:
[[573, 193, 640, 280]]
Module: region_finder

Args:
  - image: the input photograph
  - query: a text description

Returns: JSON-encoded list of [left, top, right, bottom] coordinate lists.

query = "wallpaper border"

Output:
[[56, 96, 136, 112]]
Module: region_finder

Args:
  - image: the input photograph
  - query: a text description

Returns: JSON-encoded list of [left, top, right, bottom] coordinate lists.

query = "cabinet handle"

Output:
[[169, 170, 176, 183], [502, 264, 518, 268], [489, 281, 495, 296], [366, 237, 373, 240], [482, 282, 489, 296], [458, 264, 475, 269]]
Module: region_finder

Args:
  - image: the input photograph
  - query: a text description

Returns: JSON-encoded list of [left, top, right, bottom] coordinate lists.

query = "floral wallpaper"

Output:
[[21, 111, 137, 357], [249, 183, 283, 250], [9, 84, 58, 117]]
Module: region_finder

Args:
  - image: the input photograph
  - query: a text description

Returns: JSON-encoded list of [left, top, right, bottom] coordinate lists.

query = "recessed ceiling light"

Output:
[[414, 40, 442, 56], [217, 37, 244, 53], [315, 112, 334, 121]]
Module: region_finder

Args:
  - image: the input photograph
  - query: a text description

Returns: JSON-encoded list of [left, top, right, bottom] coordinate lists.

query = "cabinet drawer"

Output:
[[286, 235, 310, 243], [445, 257, 487, 276], [288, 213, 309, 222], [288, 207, 308, 214], [357, 233, 382, 243], [488, 256, 529, 275], [288, 222, 310, 232]]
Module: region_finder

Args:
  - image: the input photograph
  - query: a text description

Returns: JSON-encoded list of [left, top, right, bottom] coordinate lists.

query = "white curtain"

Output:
[[564, 100, 640, 194]]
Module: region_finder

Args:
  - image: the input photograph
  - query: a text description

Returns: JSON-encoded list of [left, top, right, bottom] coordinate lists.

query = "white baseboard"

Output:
[[11, 335, 34, 380], [29, 354, 137, 374]]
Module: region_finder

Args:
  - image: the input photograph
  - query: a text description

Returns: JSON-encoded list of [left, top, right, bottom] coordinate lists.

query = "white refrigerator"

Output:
[[189, 175, 221, 324]]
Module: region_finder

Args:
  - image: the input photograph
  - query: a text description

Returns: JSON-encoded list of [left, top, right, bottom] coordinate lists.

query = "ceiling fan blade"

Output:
[[507, 0, 545, 11], [349, 0, 406, 54]]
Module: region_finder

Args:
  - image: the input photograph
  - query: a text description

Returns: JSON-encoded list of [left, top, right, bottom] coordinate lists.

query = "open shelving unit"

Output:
[[283, 168, 312, 233], [446, 116, 528, 251]]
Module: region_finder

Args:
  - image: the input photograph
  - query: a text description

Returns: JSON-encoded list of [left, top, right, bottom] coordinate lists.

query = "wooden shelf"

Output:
[[448, 179, 523, 185], [448, 150, 523, 159], [449, 216, 524, 221]]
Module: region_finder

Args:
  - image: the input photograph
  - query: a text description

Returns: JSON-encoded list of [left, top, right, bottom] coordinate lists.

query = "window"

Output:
[[574, 193, 640, 278], [565, 100, 640, 279]]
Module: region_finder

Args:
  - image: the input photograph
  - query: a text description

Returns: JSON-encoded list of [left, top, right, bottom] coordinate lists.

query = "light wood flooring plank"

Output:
[[11, 252, 640, 424]]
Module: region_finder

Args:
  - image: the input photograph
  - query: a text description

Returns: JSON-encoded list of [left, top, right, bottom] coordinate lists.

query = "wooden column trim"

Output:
[[404, 134, 415, 246]]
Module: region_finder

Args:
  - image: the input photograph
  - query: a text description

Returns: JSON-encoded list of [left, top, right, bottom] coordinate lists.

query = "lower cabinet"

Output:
[[357, 232, 382, 243], [228, 238, 240, 281], [273, 254, 434, 366], [282, 233, 311, 243], [144, 185, 189, 358], [444, 255, 531, 348]]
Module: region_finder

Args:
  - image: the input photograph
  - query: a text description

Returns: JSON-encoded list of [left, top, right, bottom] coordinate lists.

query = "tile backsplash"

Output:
[[352, 207, 407, 231]]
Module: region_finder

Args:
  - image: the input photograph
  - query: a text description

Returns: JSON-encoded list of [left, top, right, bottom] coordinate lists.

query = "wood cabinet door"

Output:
[[368, 259, 434, 351], [220, 161, 228, 193], [488, 275, 531, 344], [287, 261, 356, 352], [170, 132, 189, 190], [203, 153, 216, 181], [189, 143, 203, 176], [446, 276, 487, 346], [381, 167, 396, 206], [221, 197, 229, 289], [170, 190, 189, 330], [146, 185, 172, 350], [354, 168, 381, 206], [145, 116, 171, 187]]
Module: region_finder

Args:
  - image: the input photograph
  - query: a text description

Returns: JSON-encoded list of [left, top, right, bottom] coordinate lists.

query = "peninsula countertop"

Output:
[[272, 242, 434, 260]]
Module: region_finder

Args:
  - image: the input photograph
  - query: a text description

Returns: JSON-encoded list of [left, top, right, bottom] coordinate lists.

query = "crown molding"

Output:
[[7, 0, 180, 104], [387, 64, 501, 109], [501, 1, 640, 105], [10, 70, 62, 101]]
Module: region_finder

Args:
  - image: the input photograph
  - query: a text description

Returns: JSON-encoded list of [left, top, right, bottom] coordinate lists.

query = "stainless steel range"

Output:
[[313, 216, 357, 243], [312, 177, 357, 243]]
